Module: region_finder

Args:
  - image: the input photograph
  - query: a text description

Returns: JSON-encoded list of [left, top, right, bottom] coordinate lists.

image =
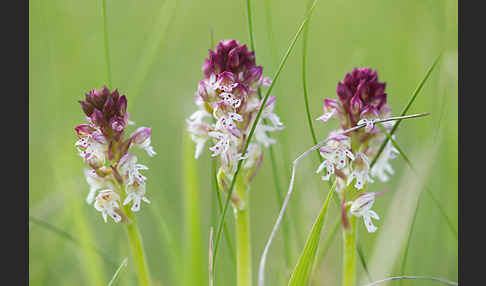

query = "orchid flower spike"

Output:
[[74, 86, 157, 222]]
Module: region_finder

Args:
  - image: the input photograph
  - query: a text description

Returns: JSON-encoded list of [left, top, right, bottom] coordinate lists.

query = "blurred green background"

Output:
[[29, 0, 457, 285]]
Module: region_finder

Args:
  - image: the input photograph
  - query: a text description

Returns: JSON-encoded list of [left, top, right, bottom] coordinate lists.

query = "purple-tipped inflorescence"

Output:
[[187, 40, 283, 203], [75, 86, 156, 223], [316, 68, 398, 233]]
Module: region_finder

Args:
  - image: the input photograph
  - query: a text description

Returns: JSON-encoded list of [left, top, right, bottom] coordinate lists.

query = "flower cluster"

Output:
[[316, 68, 398, 232], [75, 86, 156, 223], [187, 40, 283, 192]]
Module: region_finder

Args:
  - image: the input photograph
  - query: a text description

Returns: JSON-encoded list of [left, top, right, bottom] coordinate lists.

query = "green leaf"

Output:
[[371, 53, 442, 169], [288, 181, 335, 286], [29, 216, 118, 267], [107, 258, 128, 286]]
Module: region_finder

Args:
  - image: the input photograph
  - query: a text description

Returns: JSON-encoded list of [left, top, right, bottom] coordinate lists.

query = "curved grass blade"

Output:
[[287, 181, 335, 286], [212, 0, 321, 280], [29, 216, 118, 267], [245, 0, 292, 269], [370, 53, 442, 169], [363, 275, 458, 286], [107, 258, 129, 286], [301, 0, 320, 163], [378, 125, 458, 237]]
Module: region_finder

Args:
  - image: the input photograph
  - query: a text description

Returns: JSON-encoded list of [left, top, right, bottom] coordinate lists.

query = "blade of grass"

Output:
[[107, 258, 129, 286], [29, 216, 118, 268], [377, 126, 458, 237], [264, 0, 304, 250], [102, 0, 112, 88], [212, 0, 321, 281], [313, 216, 340, 269], [258, 113, 428, 286], [127, 0, 179, 105], [182, 133, 205, 286], [245, 0, 292, 269], [287, 181, 335, 286], [370, 53, 442, 169], [357, 246, 373, 282], [301, 0, 320, 163], [212, 159, 237, 267]]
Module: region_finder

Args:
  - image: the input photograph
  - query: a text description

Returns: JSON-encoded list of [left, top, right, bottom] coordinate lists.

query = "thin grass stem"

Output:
[[363, 276, 458, 286], [101, 0, 112, 88], [245, 0, 291, 269], [29, 216, 118, 267]]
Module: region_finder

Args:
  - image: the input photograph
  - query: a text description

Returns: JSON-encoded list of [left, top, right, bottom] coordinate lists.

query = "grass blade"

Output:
[[370, 53, 442, 169], [212, 159, 237, 267], [101, 0, 112, 88], [363, 276, 458, 286], [182, 133, 205, 286], [245, 0, 292, 269], [301, 0, 320, 163], [128, 0, 179, 105], [378, 125, 458, 237], [212, 0, 320, 279], [107, 258, 129, 286], [287, 181, 335, 286], [29, 216, 118, 267]]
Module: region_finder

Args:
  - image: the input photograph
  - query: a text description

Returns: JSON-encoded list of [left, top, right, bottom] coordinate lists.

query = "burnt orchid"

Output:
[[316, 68, 398, 233], [187, 39, 283, 197], [75, 86, 156, 222], [187, 39, 282, 286]]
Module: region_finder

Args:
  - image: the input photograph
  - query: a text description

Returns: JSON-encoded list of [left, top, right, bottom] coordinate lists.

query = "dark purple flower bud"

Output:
[[116, 95, 127, 117], [202, 40, 259, 85], [91, 109, 107, 126], [79, 101, 95, 116], [350, 94, 362, 114], [89, 87, 109, 109], [337, 82, 353, 102], [243, 66, 262, 84], [102, 95, 116, 118]]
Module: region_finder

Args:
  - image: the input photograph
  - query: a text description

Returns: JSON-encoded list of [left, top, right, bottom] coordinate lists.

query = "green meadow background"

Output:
[[29, 0, 458, 285]]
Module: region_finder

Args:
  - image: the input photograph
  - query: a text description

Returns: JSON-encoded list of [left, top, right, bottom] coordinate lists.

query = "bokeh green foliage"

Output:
[[29, 0, 457, 285]]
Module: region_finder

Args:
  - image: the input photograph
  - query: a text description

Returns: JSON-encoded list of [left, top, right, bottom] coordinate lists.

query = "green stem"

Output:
[[118, 183, 151, 286], [343, 216, 357, 286], [123, 208, 151, 286], [235, 175, 252, 286]]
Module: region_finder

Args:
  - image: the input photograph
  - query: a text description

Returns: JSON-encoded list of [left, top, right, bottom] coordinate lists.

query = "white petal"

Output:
[[363, 215, 378, 233]]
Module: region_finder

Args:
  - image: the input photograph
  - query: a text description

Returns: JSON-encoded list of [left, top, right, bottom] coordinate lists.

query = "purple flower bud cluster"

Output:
[[75, 86, 156, 223], [316, 68, 399, 233], [187, 39, 283, 185]]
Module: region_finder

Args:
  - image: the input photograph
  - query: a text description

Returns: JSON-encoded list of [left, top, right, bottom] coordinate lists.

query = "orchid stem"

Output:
[[343, 215, 357, 286], [120, 185, 151, 286], [235, 174, 252, 286]]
